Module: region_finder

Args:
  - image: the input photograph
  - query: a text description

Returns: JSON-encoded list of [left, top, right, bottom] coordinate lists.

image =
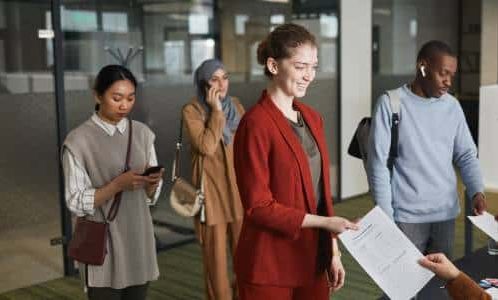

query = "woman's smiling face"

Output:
[[273, 43, 318, 98]]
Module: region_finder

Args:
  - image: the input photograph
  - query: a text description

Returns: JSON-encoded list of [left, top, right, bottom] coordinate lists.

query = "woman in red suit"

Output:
[[233, 23, 357, 300]]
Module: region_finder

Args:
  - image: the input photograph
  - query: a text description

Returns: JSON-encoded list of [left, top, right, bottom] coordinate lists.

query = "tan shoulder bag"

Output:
[[169, 117, 206, 223]]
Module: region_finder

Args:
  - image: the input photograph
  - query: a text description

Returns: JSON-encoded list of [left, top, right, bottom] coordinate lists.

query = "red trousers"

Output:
[[238, 273, 329, 300]]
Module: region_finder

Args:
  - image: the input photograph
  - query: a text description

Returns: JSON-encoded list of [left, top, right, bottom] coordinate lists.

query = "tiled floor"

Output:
[[0, 194, 194, 294], [1, 191, 496, 299], [0, 221, 63, 294]]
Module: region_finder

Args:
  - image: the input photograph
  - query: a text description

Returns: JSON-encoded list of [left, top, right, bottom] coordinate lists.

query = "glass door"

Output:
[[0, 0, 64, 293]]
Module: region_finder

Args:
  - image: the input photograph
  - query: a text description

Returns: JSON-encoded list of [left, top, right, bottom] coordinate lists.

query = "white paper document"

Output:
[[338, 206, 434, 300], [486, 287, 498, 300], [468, 211, 498, 241]]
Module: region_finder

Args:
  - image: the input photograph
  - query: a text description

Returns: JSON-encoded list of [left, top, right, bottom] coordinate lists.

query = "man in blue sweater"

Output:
[[367, 40, 487, 259]]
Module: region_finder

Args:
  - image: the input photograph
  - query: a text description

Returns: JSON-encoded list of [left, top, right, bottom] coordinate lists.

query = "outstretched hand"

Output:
[[418, 253, 460, 281], [322, 216, 359, 234]]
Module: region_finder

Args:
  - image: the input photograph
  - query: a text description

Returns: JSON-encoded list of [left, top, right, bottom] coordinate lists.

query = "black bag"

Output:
[[347, 117, 372, 159], [347, 89, 401, 170]]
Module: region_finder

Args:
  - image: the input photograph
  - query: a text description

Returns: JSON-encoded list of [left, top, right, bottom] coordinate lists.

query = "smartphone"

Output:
[[200, 79, 211, 97], [141, 165, 163, 176]]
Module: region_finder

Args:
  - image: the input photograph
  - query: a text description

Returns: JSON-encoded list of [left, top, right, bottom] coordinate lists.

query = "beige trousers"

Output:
[[195, 220, 242, 300]]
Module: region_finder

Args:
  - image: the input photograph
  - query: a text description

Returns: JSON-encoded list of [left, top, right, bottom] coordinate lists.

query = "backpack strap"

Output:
[[386, 89, 401, 116], [386, 89, 401, 164]]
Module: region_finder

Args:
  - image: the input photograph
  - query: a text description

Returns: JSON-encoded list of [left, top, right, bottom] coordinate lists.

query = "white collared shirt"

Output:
[[62, 113, 162, 217]]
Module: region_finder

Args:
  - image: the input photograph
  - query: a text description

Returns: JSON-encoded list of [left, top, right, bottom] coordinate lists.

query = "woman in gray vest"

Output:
[[62, 65, 163, 300]]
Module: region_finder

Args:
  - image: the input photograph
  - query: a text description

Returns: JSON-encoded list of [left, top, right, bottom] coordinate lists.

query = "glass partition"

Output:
[[0, 0, 63, 292], [59, 0, 339, 236], [218, 0, 340, 198], [61, 0, 218, 233], [372, 0, 459, 103]]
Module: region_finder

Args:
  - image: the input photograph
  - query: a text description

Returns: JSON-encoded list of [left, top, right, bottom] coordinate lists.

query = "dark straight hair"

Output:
[[93, 65, 138, 111]]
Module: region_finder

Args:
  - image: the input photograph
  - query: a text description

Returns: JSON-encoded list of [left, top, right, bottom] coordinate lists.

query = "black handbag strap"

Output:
[[103, 118, 133, 222]]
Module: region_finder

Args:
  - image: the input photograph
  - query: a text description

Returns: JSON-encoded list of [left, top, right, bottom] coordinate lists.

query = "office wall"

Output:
[[478, 85, 498, 190], [340, 0, 372, 198], [460, 0, 481, 98], [373, 0, 458, 77], [481, 0, 498, 85]]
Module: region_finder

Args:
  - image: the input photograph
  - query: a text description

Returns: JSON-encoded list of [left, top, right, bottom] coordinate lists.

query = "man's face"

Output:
[[423, 54, 457, 98]]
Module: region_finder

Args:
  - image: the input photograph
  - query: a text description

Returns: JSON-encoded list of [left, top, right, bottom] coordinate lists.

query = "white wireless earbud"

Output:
[[420, 66, 426, 77]]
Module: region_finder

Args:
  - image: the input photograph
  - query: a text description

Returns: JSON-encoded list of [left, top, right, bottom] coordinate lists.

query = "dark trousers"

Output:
[[397, 219, 455, 259], [378, 219, 456, 299], [87, 283, 149, 300]]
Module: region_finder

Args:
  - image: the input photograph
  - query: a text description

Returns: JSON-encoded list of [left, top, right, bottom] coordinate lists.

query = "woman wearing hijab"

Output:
[[182, 59, 244, 300]]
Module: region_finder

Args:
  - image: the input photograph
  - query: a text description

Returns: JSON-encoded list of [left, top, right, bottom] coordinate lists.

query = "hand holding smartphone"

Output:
[[202, 80, 222, 111], [141, 165, 164, 176]]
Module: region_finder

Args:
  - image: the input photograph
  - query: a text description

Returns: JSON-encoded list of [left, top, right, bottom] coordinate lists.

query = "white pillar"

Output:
[[480, 0, 498, 85], [340, 0, 372, 199]]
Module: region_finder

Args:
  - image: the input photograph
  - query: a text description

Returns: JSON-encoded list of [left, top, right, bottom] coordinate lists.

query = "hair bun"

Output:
[[257, 23, 316, 78], [256, 38, 269, 66]]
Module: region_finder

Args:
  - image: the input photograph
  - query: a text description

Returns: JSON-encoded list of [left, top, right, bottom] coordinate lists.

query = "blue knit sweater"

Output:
[[367, 84, 483, 222]]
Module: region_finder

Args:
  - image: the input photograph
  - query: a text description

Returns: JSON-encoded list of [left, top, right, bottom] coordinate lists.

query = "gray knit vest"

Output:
[[64, 118, 159, 289]]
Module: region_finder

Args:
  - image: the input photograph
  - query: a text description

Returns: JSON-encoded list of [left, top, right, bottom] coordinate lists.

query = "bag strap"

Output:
[[172, 117, 204, 189], [386, 89, 401, 115], [386, 89, 401, 164], [171, 117, 183, 182], [105, 118, 133, 222]]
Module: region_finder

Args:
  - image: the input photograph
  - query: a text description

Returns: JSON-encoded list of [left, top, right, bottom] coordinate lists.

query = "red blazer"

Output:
[[233, 90, 336, 286]]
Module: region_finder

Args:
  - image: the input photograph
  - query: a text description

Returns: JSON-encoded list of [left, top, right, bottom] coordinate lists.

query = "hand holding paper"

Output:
[[467, 211, 498, 241], [338, 206, 434, 300]]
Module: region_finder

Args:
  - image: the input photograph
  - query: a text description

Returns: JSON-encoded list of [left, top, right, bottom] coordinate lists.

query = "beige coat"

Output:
[[182, 97, 244, 226]]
